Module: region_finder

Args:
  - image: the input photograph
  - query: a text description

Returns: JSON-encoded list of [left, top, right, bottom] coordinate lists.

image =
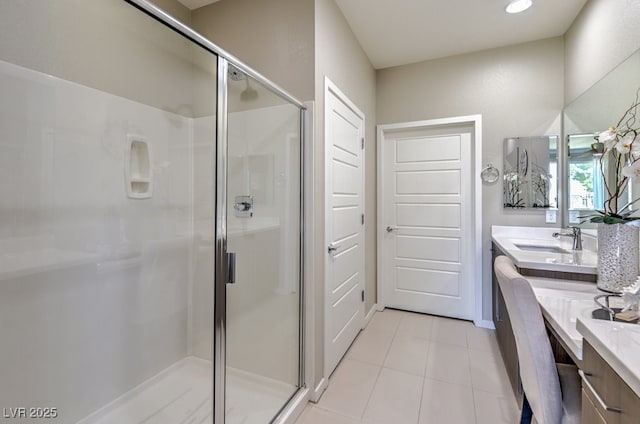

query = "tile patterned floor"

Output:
[[295, 309, 520, 424]]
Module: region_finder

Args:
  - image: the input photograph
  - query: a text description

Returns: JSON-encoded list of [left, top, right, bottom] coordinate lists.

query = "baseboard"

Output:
[[310, 377, 328, 403], [364, 304, 378, 327], [475, 319, 496, 330]]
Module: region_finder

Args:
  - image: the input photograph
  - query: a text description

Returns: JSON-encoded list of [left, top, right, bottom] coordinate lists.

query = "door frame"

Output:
[[376, 115, 483, 326], [323, 77, 366, 377]]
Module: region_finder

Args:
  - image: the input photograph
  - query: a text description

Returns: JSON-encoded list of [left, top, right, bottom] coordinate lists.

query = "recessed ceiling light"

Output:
[[505, 0, 532, 14]]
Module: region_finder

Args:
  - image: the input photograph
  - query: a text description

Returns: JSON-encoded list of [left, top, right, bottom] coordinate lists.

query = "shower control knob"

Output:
[[234, 202, 251, 212], [233, 195, 253, 218]]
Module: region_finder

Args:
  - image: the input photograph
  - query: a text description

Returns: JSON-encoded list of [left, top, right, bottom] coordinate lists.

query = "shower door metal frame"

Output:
[[216, 57, 307, 423], [214, 58, 229, 424], [122, 2, 308, 423]]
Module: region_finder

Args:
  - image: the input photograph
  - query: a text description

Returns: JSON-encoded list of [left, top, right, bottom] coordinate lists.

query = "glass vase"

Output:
[[597, 222, 640, 293]]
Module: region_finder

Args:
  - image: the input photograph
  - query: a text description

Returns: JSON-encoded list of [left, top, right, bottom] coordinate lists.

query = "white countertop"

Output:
[[492, 225, 597, 274], [528, 277, 599, 361], [577, 317, 640, 397], [525, 274, 640, 398]]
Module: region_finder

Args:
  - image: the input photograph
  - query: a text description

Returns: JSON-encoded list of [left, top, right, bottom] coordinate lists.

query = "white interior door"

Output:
[[379, 123, 475, 320], [324, 79, 365, 377]]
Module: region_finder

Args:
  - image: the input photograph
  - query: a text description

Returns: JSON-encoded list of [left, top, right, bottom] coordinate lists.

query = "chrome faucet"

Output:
[[552, 226, 582, 250]]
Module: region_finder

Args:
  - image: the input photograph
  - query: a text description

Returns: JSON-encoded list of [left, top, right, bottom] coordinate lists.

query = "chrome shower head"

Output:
[[228, 64, 258, 101], [240, 79, 258, 102]]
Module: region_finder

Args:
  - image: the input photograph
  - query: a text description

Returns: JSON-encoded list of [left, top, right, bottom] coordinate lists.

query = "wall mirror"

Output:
[[503, 136, 558, 209], [563, 49, 640, 225]]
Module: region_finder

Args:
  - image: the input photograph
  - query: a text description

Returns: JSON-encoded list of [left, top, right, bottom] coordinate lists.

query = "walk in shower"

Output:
[[0, 1, 305, 423]]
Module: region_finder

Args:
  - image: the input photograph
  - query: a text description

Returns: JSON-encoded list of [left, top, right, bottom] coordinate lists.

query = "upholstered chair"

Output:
[[494, 255, 581, 424]]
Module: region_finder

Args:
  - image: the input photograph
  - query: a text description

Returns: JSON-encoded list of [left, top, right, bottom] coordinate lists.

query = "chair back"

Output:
[[494, 255, 562, 424]]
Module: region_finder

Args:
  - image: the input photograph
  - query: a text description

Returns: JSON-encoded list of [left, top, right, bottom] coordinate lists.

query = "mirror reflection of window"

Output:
[[548, 140, 558, 208], [565, 133, 635, 224], [567, 134, 602, 212]]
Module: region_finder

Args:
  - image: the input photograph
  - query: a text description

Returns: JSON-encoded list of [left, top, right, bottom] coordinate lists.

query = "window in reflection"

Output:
[[568, 133, 600, 210]]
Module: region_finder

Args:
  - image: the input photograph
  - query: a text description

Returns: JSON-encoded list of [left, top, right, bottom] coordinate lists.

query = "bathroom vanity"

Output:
[[491, 225, 598, 396], [492, 225, 597, 282], [491, 226, 640, 422]]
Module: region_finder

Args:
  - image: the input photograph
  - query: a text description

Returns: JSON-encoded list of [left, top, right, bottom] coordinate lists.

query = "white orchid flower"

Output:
[[616, 133, 635, 154], [599, 126, 618, 149], [621, 160, 640, 180], [599, 127, 618, 141]]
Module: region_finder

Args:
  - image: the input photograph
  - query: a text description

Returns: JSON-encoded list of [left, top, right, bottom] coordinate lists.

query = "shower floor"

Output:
[[80, 357, 296, 424]]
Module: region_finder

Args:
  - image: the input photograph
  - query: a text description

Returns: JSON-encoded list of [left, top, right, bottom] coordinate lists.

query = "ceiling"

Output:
[[335, 0, 587, 69], [177, 0, 220, 10], [178, 0, 588, 70]]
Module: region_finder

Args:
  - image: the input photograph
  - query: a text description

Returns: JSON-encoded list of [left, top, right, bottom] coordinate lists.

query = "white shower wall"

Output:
[[0, 59, 197, 423]]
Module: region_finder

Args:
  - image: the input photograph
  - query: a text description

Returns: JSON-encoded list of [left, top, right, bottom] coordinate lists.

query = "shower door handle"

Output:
[[227, 252, 236, 284]]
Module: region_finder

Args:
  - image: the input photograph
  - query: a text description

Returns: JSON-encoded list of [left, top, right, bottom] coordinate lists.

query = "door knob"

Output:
[[328, 243, 339, 253], [386, 226, 396, 233]]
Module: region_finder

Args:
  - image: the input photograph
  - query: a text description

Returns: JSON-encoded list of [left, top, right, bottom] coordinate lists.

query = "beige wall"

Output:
[[313, 0, 377, 383], [377, 38, 565, 321], [564, 0, 640, 104], [191, 0, 315, 101]]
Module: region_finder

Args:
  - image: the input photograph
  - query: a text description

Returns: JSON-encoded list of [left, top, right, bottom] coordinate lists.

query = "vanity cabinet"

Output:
[[582, 391, 608, 424], [581, 340, 640, 424], [491, 243, 522, 399]]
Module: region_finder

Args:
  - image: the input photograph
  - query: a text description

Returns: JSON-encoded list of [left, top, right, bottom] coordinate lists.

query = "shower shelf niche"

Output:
[[125, 135, 153, 199]]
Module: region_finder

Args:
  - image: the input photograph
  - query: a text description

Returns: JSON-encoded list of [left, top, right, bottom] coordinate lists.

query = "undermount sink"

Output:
[[513, 243, 570, 254]]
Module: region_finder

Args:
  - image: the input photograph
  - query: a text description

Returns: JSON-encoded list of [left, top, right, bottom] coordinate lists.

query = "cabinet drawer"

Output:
[[582, 340, 640, 424], [582, 389, 608, 424]]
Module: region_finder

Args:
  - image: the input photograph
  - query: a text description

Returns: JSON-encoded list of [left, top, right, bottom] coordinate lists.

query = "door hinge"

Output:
[[361, 137, 365, 150], [361, 213, 365, 225], [361, 290, 365, 302]]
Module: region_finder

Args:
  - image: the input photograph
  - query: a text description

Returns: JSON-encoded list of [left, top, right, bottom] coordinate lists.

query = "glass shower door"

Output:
[[0, 2, 219, 423], [217, 60, 302, 424]]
